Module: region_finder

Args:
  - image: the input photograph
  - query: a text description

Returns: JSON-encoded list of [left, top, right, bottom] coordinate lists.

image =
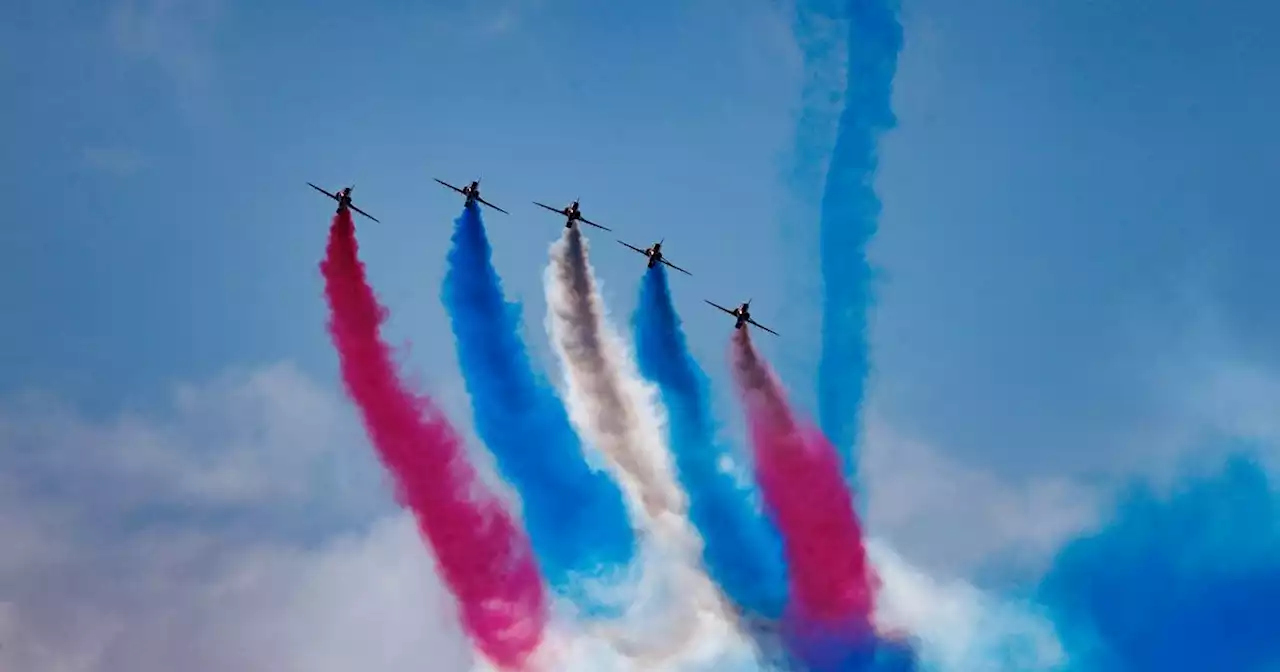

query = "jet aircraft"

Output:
[[533, 199, 611, 231], [308, 183, 380, 223], [705, 299, 779, 336], [617, 239, 691, 275], [435, 178, 509, 214]]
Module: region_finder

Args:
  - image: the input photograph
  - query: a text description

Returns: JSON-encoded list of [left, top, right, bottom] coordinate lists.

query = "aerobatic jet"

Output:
[[705, 299, 779, 336], [533, 199, 612, 231], [434, 178, 509, 214], [308, 183, 380, 223], [617, 239, 691, 275]]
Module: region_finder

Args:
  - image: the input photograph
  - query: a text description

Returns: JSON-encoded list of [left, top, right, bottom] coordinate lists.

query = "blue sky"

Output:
[[2, 0, 1278, 669], [1, 0, 800, 417]]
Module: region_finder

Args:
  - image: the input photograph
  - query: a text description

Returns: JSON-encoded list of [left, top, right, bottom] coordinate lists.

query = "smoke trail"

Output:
[[321, 211, 546, 669], [440, 205, 635, 612], [544, 226, 683, 521], [544, 226, 733, 663], [730, 328, 880, 670], [800, 0, 904, 480], [631, 266, 790, 626], [1037, 454, 1280, 670]]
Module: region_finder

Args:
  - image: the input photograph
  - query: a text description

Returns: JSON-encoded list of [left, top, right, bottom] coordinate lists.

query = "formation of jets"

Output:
[[306, 178, 779, 336]]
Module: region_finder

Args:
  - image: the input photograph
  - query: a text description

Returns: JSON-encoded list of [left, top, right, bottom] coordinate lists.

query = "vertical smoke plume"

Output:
[[320, 211, 547, 669], [440, 205, 635, 613], [631, 267, 790, 625], [730, 328, 882, 670], [804, 0, 904, 480], [544, 226, 731, 664]]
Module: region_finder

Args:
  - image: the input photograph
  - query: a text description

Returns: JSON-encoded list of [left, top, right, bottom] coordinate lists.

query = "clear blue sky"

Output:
[[1, 1, 1278, 667]]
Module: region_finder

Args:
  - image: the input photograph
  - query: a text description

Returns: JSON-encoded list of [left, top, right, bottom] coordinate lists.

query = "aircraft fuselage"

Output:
[[463, 183, 481, 205], [644, 243, 664, 268], [556, 202, 581, 228]]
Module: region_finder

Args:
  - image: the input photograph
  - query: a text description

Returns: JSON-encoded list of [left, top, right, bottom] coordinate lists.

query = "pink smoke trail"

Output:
[[321, 210, 548, 669], [730, 328, 878, 654]]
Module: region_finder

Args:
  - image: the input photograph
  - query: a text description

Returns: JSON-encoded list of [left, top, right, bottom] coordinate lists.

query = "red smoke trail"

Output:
[[730, 329, 877, 642], [321, 211, 548, 669]]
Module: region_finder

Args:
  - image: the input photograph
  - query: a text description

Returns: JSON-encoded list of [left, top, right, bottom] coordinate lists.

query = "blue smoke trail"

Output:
[[799, 0, 903, 481], [782, 631, 919, 672], [632, 266, 790, 625], [440, 204, 636, 612], [1036, 453, 1280, 671]]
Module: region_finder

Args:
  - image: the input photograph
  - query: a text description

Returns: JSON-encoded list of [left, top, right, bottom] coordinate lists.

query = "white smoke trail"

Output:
[[544, 227, 683, 521], [543, 225, 748, 667]]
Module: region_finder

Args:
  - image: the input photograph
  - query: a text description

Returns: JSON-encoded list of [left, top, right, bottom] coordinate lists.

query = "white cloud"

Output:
[[108, 0, 220, 84], [429, 0, 543, 38], [106, 0, 224, 117], [0, 363, 384, 522], [854, 353, 1280, 670], [872, 541, 1065, 672], [0, 514, 476, 672], [0, 357, 1142, 672], [860, 414, 1099, 576], [843, 416, 1081, 670], [0, 364, 476, 672], [0, 362, 771, 672], [1182, 359, 1280, 446], [1132, 353, 1280, 488]]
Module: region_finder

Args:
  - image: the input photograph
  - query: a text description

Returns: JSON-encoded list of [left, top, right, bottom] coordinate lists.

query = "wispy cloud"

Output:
[[484, 5, 519, 36], [0, 363, 383, 520], [106, 0, 222, 110], [872, 541, 1066, 672], [81, 145, 146, 176], [457, 0, 542, 37], [0, 361, 773, 671], [0, 363, 481, 671], [860, 413, 1100, 576], [0, 513, 477, 672]]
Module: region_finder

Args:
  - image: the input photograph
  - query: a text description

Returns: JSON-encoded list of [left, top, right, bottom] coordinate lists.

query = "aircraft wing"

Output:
[[580, 217, 613, 232], [747, 318, 780, 336], [434, 178, 466, 195], [704, 300, 737, 316], [533, 201, 565, 215], [308, 182, 340, 201], [660, 258, 692, 276], [349, 203, 381, 223], [477, 197, 509, 215], [617, 240, 647, 255]]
